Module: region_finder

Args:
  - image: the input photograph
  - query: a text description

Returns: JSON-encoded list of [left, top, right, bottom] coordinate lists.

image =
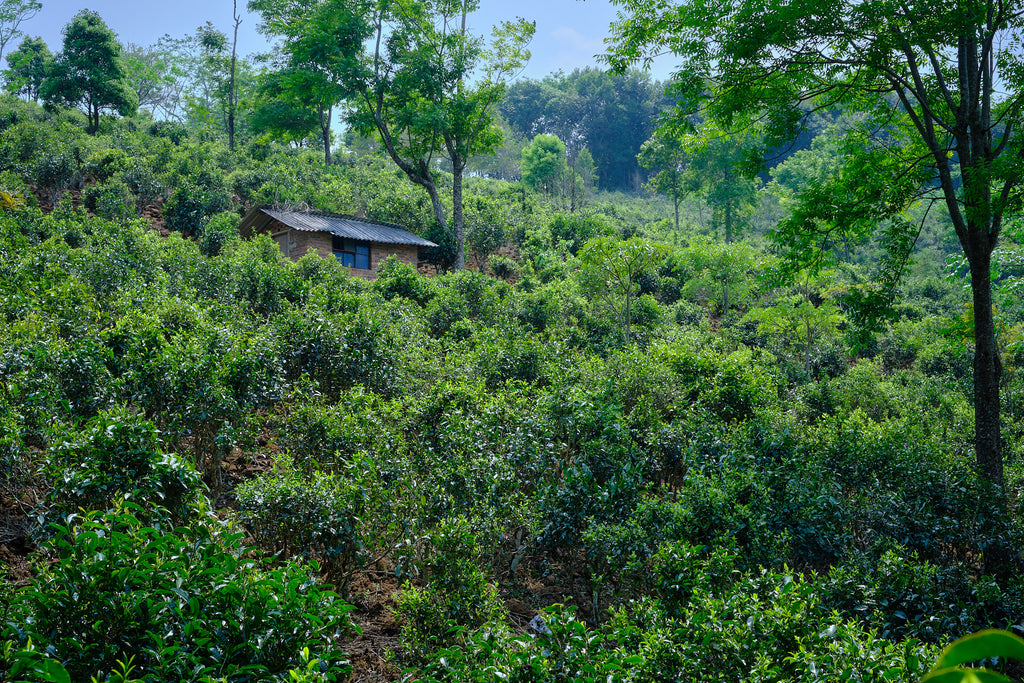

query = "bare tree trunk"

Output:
[[228, 0, 242, 151], [724, 197, 733, 243], [673, 188, 680, 232], [970, 251, 1003, 485], [452, 157, 465, 270], [321, 105, 332, 165]]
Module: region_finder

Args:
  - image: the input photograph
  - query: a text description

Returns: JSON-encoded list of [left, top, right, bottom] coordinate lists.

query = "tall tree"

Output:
[[148, 30, 217, 123], [249, 0, 358, 164], [4, 34, 48, 102], [606, 0, 1024, 485], [0, 0, 39, 66], [680, 124, 761, 243], [638, 129, 687, 231], [521, 133, 569, 197], [247, 67, 322, 149], [122, 43, 173, 114], [228, 0, 243, 151], [41, 10, 137, 134], [347, 0, 534, 270]]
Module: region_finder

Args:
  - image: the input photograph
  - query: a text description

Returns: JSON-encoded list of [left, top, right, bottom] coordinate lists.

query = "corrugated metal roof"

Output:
[[262, 208, 437, 247]]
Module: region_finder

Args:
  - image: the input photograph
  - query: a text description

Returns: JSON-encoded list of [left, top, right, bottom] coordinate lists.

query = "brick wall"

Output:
[[372, 244, 419, 269], [288, 231, 333, 260], [266, 224, 421, 280]]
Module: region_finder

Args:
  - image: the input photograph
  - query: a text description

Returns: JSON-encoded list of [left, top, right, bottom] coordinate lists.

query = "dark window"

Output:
[[332, 236, 372, 269]]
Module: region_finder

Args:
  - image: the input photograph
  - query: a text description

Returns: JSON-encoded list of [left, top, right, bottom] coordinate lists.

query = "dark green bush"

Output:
[[630, 293, 662, 329], [164, 179, 231, 235], [47, 408, 200, 522], [198, 211, 239, 257], [374, 256, 433, 305], [277, 307, 399, 399], [84, 148, 129, 182], [814, 543, 1012, 641], [83, 179, 134, 221], [13, 507, 357, 681], [117, 160, 164, 208], [488, 254, 518, 280], [34, 146, 79, 201], [148, 120, 189, 144], [0, 395, 23, 481], [395, 517, 504, 658], [237, 461, 363, 595]]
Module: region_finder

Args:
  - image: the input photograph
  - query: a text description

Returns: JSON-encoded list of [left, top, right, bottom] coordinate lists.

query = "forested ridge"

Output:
[[0, 1, 1023, 682]]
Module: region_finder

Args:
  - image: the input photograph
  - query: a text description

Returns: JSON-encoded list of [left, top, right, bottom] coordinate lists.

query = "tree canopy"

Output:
[[41, 10, 137, 133], [0, 0, 39, 66], [607, 0, 1024, 485], [501, 68, 666, 193], [521, 133, 569, 197], [4, 34, 48, 102]]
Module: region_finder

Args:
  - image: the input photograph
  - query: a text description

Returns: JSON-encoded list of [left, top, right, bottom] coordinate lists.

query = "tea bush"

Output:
[[395, 517, 505, 658], [83, 180, 135, 222], [237, 462, 363, 595], [11, 507, 357, 682], [46, 408, 200, 523]]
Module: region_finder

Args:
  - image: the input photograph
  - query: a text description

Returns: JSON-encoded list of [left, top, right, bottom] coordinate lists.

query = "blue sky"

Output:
[[23, 0, 675, 82]]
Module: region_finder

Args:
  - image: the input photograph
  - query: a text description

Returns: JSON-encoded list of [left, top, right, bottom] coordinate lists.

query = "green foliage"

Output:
[[83, 179, 134, 221], [8, 507, 357, 681], [639, 129, 688, 230], [578, 236, 669, 334], [2, 638, 73, 683], [922, 630, 1024, 683], [276, 305, 398, 399], [672, 238, 766, 314], [677, 123, 762, 242], [395, 517, 505, 657], [606, 0, 1023, 484], [521, 133, 568, 197], [415, 584, 936, 682], [502, 68, 664, 193], [488, 254, 518, 280], [237, 459, 363, 594], [41, 10, 138, 133], [198, 210, 240, 257], [0, 75, 1021, 683], [374, 256, 434, 305], [163, 177, 231, 236], [255, 0, 533, 268], [47, 408, 200, 522], [5, 35, 51, 103]]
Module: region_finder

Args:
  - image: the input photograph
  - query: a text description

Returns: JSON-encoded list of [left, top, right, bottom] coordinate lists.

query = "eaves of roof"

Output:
[[261, 208, 438, 248]]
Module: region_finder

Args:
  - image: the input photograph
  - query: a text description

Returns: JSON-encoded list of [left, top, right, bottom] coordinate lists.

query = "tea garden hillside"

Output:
[[1, 1, 1024, 682]]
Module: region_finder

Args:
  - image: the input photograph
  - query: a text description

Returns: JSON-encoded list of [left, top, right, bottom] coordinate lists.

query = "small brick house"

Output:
[[238, 205, 437, 279]]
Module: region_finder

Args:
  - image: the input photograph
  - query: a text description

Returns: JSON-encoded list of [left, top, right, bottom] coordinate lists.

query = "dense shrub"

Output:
[[374, 255, 433, 305], [0, 395, 24, 480], [395, 517, 505, 657], [488, 253, 518, 280], [164, 179, 231, 235], [198, 210, 240, 257], [83, 179, 134, 221], [46, 408, 200, 522], [237, 461, 363, 595], [277, 307, 399, 399], [10, 507, 357, 681]]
